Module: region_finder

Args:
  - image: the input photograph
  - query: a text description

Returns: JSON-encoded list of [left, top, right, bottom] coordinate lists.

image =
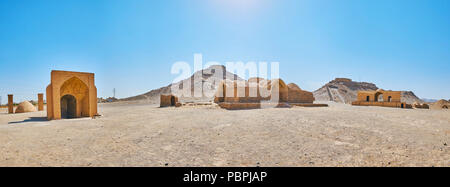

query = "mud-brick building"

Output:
[[46, 70, 98, 120], [214, 78, 321, 110], [352, 89, 411, 108]]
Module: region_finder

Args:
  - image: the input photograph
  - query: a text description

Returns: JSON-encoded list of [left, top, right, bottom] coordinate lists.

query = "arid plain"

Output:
[[0, 102, 448, 167]]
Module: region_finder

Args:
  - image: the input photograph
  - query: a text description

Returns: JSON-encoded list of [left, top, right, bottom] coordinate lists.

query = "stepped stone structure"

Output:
[[352, 89, 411, 108], [46, 70, 98, 120]]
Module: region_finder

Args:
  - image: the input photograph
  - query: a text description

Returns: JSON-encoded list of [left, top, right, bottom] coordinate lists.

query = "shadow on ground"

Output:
[[8, 117, 48, 124]]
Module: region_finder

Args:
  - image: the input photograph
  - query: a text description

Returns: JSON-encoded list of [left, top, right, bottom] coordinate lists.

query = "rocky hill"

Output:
[[121, 65, 242, 103], [313, 78, 423, 104], [401, 91, 423, 104]]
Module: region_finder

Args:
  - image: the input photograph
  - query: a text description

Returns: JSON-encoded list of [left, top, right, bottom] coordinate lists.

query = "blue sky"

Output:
[[0, 0, 449, 103]]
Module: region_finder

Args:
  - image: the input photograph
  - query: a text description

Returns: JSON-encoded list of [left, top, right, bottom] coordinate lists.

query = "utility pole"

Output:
[[113, 88, 116, 98]]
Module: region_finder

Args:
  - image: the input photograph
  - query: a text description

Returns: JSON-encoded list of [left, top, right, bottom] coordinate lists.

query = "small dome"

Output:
[[430, 100, 450, 110], [15, 101, 37, 113], [288, 83, 301, 90]]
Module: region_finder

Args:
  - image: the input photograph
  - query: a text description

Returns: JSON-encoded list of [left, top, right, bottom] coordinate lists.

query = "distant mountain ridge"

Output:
[[421, 98, 438, 103], [313, 78, 423, 104]]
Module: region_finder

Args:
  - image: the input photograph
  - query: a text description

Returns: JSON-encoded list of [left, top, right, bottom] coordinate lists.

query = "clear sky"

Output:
[[1, 0, 449, 103]]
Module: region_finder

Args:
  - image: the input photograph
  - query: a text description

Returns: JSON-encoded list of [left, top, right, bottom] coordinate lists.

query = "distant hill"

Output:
[[120, 65, 242, 103], [313, 78, 423, 104], [421, 98, 438, 103]]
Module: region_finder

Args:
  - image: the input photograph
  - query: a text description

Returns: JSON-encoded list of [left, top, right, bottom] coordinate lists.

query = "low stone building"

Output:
[[352, 89, 411, 108], [46, 70, 98, 120], [160, 94, 179, 107]]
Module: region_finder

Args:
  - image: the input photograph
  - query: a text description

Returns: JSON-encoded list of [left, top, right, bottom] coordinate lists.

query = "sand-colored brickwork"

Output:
[[46, 70, 98, 120], [352, 90, 411, 108], [214, 78, 319, 109], [160, 95, 179, 107]]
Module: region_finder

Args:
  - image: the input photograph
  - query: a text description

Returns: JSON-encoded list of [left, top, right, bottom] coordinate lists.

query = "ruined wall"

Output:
[[288, 89, 314, 103], [333, 78, 352, 82], [38, 93, 44, 111], [413, 103, 429, 109], [8, 94, 13, 114], [352, 101, 411, 108], [215, 79, 290, 104], [214, 79, 316, 109], [160, 95, 178, 107]]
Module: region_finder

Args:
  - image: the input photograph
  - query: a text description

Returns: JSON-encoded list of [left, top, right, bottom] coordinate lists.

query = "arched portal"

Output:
[[374, 92, 383, 102], [388, 96, 392, 102], [60, 76, 89, 118], [366, 96, 370, 102], [46, 70, 98, 120], [443, 105, 448, 109], [60, 94, 76, 119]]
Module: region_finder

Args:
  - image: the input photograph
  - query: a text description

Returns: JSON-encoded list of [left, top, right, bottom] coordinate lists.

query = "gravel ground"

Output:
[[0, 102, 448, 167]]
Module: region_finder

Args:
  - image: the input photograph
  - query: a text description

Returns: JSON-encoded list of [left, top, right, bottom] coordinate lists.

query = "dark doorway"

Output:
[[401, 104, 404, 108], [61, 95, 76, 119], [388, 96, 392, 102], [375, 93, 383, 102], [443, 105, 448, 109], [366, 96, 370, 102], [170, 96, 176, 106]]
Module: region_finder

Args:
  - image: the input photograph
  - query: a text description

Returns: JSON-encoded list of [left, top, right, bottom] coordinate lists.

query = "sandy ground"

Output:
[[0, 102, 448, 167]]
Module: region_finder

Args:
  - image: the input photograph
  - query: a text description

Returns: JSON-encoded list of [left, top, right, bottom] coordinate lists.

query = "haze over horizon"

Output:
[[1, 0, 449, 103]]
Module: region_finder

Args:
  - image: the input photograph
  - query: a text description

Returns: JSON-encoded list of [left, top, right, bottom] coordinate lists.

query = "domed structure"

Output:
[[288, 83, 301, 90], [430, 100, 450, 110], [15, 101, 37, 113]]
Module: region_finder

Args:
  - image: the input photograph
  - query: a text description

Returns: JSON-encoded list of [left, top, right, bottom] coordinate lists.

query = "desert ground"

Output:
[[0, 102, 448, 167]]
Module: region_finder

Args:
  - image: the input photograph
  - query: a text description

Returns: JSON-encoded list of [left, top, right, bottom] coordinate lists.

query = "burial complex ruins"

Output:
[[7, 93, 44, 114], [46, 70, 98, 120], [213, 78, 325, 109], [352, 89, 412, 108]]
